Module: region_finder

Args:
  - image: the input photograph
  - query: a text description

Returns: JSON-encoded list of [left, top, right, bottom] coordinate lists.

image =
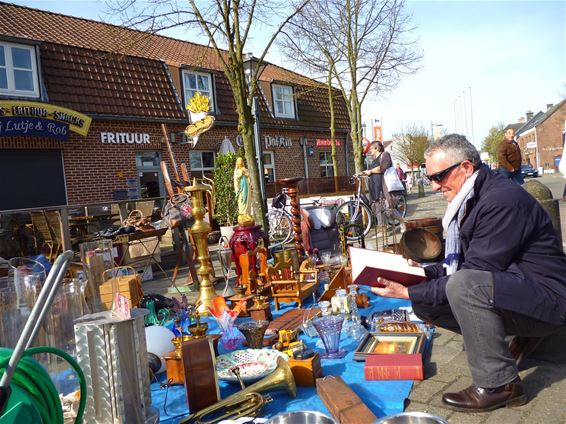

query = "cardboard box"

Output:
[[136, 265, 153, 282], [123, 236, 161, 264]]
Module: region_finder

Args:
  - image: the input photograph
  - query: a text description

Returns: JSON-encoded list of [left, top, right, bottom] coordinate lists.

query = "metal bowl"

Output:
[[400, 228, 442, 262], [266, 411, 338, 424], [374, 412, 449, 424]]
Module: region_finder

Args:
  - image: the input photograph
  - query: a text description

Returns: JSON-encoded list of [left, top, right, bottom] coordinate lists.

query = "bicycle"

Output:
[[265, 188, 294, 249], [334, 173, 407, 241]]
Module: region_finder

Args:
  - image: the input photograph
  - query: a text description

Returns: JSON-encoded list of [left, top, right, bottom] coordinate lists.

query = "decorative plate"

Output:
[[216, 349, 288, 383]]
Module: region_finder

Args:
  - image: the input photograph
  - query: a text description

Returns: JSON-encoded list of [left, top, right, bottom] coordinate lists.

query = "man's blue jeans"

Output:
[[498, 168, 524, 185]]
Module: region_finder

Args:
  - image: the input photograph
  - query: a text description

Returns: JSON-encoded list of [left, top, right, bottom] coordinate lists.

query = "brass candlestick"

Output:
[[186, 178, 216, 316]]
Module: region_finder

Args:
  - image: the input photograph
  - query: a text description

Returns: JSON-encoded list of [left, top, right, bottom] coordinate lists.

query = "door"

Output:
[[135, 151, 164, 198]]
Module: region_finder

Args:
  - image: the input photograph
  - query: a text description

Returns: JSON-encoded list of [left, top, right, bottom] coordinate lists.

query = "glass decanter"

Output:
[[346, 284, 367, 341]]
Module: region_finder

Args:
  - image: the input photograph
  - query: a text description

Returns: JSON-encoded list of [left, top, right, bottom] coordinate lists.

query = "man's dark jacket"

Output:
[[408, 165, 566, 326]]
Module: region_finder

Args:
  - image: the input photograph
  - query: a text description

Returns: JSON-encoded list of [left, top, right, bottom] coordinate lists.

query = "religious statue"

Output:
[[233, 157, 254, 227]]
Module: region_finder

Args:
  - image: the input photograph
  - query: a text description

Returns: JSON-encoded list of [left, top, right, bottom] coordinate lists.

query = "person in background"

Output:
[[363, 141, 392, 225], [497, 128, 524, 184], [395, 163, 407, 191], [372, 134, 566, 413]]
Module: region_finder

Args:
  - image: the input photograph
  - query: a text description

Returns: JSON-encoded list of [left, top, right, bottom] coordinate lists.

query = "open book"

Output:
[[349, 247, 426, 287]]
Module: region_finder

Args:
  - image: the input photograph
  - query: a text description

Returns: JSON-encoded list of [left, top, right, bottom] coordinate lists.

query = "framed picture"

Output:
[[353, 332, 424, 361]]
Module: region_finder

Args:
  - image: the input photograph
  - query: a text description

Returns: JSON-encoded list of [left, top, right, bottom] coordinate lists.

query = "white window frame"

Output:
[[272, 84, 295, 118], [182, 70, 215, 112], [263, 151, 276, 182], [190, 150, 216, 177], [320, 151, 334, 177], [0, 41, 40, 97]]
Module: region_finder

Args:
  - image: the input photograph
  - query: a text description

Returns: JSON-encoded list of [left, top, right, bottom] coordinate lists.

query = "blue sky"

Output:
[[9, 0, 566, 149]]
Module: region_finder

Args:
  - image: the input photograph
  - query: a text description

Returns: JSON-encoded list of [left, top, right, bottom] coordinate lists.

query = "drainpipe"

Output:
[[300, 137, 309, 178], [345, 132, 350, 176]]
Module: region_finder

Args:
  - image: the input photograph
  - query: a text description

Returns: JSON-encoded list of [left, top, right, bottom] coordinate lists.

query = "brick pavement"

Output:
[[144, 183, 566, 423]]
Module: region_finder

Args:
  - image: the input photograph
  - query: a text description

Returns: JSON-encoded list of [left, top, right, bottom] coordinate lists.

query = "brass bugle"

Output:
[[180, 357, 296, 424]]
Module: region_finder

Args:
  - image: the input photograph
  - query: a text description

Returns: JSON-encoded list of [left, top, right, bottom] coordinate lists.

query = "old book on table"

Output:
[[349, 247, 426, 287], [364, 353, 423, 381]]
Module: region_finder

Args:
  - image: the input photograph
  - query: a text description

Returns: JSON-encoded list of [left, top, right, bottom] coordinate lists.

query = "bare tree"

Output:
[[278, 3, 345, 176], [393, 124, 429, 179], [282, 0, 421, 173], [108, 0, 308, 228]]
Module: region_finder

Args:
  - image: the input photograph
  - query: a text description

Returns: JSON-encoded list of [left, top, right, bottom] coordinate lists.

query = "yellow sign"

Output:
[[0, 100, 92, 136]]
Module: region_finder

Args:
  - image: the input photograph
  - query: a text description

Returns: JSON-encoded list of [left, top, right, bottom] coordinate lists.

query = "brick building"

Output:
[[0, 2, 351, 211], [514, 100, 566, 172]]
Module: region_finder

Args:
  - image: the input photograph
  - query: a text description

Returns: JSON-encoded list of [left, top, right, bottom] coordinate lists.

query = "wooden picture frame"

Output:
[[353, 332, 424, 361]]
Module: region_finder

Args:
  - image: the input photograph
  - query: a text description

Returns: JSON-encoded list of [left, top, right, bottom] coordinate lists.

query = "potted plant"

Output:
[[214, 152, 239, 240]]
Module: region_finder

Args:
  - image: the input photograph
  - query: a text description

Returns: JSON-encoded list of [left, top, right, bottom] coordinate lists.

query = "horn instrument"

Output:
[[180, 357, 296, 424]]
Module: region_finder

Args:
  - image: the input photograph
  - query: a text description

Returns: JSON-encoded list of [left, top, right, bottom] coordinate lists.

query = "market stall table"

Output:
[[151, 295, 420, 423]]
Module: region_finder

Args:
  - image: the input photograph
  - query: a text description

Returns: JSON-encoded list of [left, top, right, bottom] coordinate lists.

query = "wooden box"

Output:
[[316, 375, 377, 424], [288, 352, 323, 386], [164, 351, 184, 385], [99, 275, 143, 310]]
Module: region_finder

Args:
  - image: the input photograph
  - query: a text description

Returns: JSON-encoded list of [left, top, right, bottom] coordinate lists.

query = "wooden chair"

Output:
[[30, 211, 63, 260], [267, 256, 317, 310]]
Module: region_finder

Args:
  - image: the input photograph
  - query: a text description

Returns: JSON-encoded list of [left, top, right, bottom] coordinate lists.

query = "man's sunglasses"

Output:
[[426, 161, 462, 183]]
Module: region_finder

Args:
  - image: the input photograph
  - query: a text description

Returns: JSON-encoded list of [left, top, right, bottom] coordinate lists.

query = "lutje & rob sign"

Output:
[[0, 101, 92, 140]]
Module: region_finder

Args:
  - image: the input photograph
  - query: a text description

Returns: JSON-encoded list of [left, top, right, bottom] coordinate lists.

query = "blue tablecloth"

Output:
[[152, 294, 416, 423]]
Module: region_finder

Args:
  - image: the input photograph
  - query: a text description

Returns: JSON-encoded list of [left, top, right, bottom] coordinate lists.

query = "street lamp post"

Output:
[[243, 53, 267, 213]]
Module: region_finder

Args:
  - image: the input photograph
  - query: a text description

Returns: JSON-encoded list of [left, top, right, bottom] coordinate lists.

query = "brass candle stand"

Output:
[[186, 178, 216, 316]]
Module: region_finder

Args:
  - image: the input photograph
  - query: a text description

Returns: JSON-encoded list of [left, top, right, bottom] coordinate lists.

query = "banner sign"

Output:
[[316, 139, 341, 147], [373, 125, 382, 142], [0, 100, 92, 136], [0, 116, 69, 141]]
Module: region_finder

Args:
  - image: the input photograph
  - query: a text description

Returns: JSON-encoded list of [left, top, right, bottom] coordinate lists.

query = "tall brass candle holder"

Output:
[[186, 178, 216, 316]]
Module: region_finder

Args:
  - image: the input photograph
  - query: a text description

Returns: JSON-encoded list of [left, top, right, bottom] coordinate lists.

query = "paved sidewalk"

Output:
[[144, 184, 566, 423]]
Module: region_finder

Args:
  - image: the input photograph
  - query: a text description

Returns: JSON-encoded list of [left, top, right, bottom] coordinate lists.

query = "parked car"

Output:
[[520, 164, 538, 178]]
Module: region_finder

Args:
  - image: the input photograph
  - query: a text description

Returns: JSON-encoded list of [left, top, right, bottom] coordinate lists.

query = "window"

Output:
[[190, 150, 215, 178], [0, 42, 39, 97], [182, 70, 215, 112], [320, 152, 334, 177], [263, 151, 275, 182], [272, 84, 295, 118]]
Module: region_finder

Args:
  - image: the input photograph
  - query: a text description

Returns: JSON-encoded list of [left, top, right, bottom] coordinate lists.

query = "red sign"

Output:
[[316, 138, 341, 146], [373, 126, 382, 142]]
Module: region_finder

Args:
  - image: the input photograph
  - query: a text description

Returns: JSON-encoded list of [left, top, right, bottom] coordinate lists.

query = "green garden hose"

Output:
[[0, 346, 87, 424]]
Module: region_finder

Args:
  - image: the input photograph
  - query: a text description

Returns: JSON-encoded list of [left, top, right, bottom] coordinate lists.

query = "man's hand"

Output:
[[370, 277, 409, 300]]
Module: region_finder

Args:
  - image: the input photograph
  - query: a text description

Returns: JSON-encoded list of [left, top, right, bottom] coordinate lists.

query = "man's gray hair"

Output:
[[424, 134, 481, 168]]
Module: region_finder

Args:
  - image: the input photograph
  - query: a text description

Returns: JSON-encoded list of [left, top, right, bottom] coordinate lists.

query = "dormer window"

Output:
[[0, 42, 39, 97], [272, 84, 295, 118], [182, 70, 215, 112]]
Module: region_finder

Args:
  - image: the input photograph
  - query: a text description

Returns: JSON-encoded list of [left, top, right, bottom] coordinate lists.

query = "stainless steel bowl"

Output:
[[266, 411, 338, 424], [374, 412, 449, 424]]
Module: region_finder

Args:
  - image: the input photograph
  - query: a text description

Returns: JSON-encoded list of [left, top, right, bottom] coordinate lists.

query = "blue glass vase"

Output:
[[312, 315, 346, 359]]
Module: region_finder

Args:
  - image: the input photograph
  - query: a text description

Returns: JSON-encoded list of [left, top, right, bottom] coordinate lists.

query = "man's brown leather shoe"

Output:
[[442, 377, 527, 412]]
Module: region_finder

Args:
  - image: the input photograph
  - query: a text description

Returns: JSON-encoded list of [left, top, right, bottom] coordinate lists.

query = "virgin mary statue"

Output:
[[233, 157, 253, 225]]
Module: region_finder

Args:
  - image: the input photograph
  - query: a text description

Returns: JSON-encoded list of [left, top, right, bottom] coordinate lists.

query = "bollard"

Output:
[[523, 180, 562, 246], [417, 179, 425, 198]]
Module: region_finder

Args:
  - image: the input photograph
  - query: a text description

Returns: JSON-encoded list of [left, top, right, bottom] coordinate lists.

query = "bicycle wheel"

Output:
[[335, 200, 373, 241], [266, 210, 293, 245]]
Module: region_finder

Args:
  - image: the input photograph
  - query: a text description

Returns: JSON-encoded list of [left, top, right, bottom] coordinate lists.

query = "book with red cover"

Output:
[[349, 247, 426, 287], [364, 353, 423, 381]]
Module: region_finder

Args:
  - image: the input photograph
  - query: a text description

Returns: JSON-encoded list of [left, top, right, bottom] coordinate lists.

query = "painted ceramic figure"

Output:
[[233, 157, 253, 225]]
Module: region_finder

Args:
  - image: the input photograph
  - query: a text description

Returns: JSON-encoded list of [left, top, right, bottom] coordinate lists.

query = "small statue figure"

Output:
[[233, 157, 254, 226]]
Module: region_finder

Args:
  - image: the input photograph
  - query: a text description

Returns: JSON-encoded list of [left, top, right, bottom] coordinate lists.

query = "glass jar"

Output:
[[331, 288, 349, 315]]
